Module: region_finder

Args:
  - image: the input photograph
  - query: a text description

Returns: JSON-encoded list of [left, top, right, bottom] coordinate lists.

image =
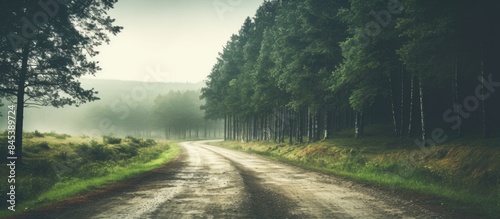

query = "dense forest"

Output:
[[201, 0, 500, 145]]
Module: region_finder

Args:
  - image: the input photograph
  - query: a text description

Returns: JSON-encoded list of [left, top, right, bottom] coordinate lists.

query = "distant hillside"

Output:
[[80, 79, 205, 101], [1, 79, 206, 135]]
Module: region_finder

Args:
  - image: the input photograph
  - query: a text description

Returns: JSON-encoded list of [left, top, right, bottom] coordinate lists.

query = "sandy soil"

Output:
[[15, 140, 469, 219]]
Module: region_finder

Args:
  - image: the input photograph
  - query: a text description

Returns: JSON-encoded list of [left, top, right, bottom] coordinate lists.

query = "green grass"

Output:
[[26, 145, 180, 206], [0, 132, 181, 218], [212, 137, 500, 218]]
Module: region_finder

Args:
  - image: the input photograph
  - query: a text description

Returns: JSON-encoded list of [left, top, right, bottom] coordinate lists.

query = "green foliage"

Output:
[[36, 141, 50, 150], [33, 130, 44, 138], [202, 0, 500, 141], [24, 142, 51, 155], [0, 133, 179, 217], [0, 0, 122, 163], [103, 135, 122, 144], [0, 1, 122, 107], [125, 136, 156, 148], [29, 159, 57, 177], [45, 132, 71, 140], [77, 141, 114, 162], [117, 144, 139, 158], [126, 135, 142, 144], [16, 174, 57, 203]]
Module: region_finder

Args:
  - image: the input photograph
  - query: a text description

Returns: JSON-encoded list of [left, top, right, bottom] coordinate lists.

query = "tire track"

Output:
[[202, 145, 299, 218]]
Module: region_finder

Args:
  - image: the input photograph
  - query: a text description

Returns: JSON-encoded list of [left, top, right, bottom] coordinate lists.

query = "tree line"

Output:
[[152, 90, 223, 139], [201, 0, 500, 144]]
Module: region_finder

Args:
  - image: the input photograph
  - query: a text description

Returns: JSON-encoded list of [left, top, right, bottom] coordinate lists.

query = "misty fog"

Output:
[[0, 79, 209, 137]]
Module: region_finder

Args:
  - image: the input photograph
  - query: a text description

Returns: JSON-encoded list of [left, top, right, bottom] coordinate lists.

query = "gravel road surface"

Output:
[[18, 140, 453, 219]]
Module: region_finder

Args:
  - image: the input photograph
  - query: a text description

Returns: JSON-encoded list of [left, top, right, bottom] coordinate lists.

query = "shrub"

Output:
[[16, 175, 57, 203], [125, 136, 156, 147], [55, 134, 70, 139], [117, 144, 139, 158], [24, 132, 34, 139], [76, 162, 111, 178], [75, 143, 91, 158], [126, 136, 141, 144], [56, 151, 69, 160], [37, 141, 50, 149], [77, 141, 114, 161], [26, 142, 51, 154], [143, 139, 156, 147], [33, 130, 44, 137], [91, 144, 114, 161], [28, 159, 57, 176], [103, 135, 122, 144], [45, 132, 70, 139]]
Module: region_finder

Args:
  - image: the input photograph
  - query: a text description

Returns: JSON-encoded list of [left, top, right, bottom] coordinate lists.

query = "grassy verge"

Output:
[[0, 132, 181, 218], [211, 137, 500, 218]]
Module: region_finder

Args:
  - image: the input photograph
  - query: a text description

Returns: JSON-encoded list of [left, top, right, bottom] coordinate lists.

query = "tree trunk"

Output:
[[15, 46, 29, 165], [253, 116, 257, 141], [408, 75, 414, 137], [281, 108, 285, 143], [260, 117, 263, 141], [289, 110, 293, 145], [231, 116, 234, 140], [237, 117, 241, 141], [307, 108, 313, 142], [273, 110, 278, 142], [316, 109, 323, 141], [419, 73, 426, 144], [355, 111, 360, 139], [388, 72, 399, 137], [265, 116, 270, 141], [224, 115, 227, 140], [400, 67, 405, 137], [233, 116, 236, 141], [247, 118, 251, 142], [453, 55, 461, 137], [278, 110, 284, 143], [297, 109, 303, 143], [227, 116, 230, 140], [453, 57, 462, 137], [360, 111, 365, 137], [325, 110, 334, 139], [480, 45, 488, 138]]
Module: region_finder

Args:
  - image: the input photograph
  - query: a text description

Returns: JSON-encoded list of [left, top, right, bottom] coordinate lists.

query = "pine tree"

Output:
[[0, 0, 122, 163]]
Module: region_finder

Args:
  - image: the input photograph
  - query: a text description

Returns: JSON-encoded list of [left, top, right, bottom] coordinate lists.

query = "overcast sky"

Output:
[[84, 0, 264, 83]]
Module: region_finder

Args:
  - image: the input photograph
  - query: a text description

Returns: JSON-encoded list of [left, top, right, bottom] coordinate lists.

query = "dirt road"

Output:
[[20, 140, 448, 218]]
